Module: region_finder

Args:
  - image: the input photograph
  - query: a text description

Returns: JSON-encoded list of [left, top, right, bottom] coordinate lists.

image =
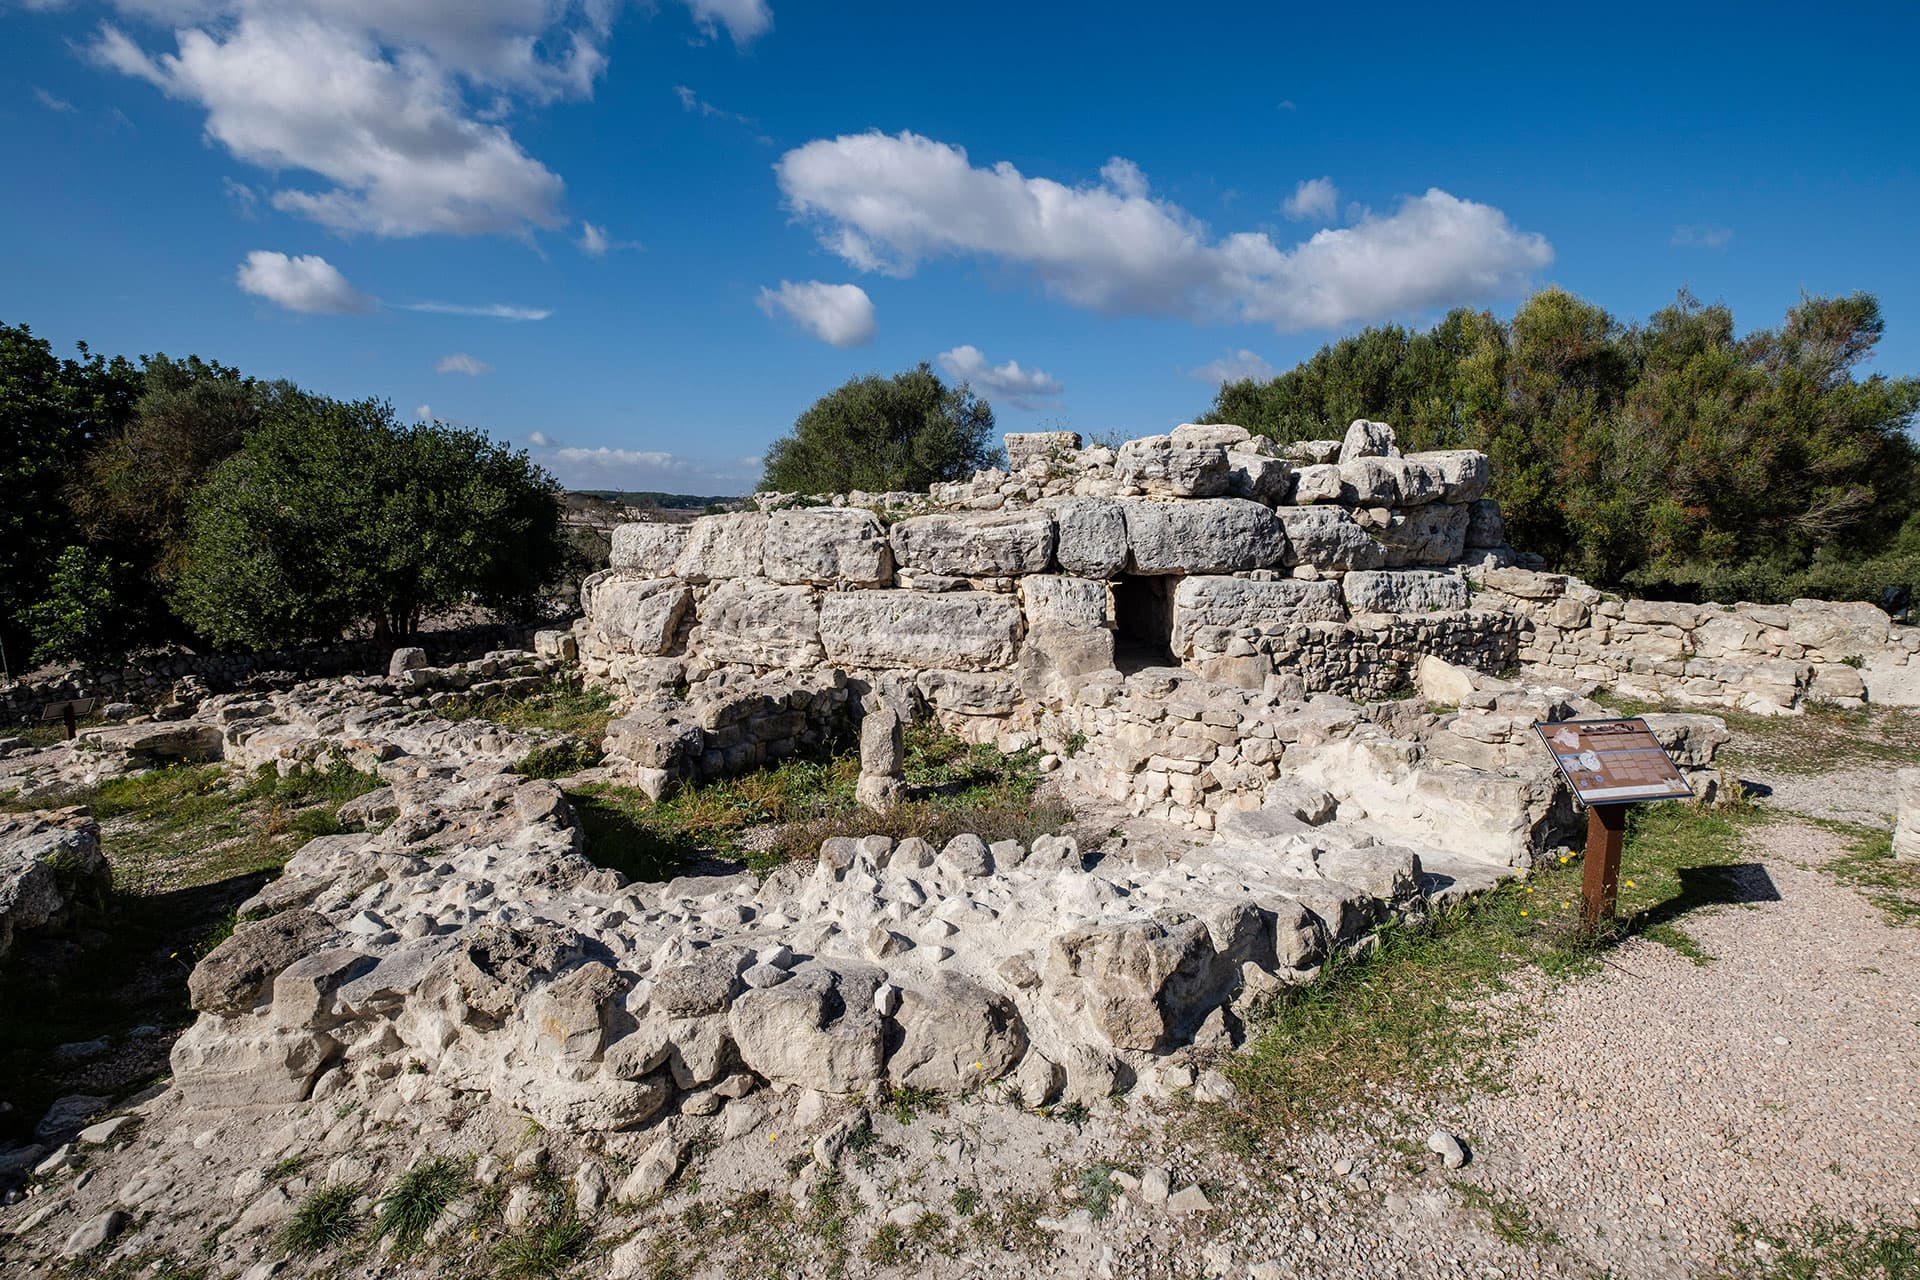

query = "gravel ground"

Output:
[[1737, 763, 1900, 826]]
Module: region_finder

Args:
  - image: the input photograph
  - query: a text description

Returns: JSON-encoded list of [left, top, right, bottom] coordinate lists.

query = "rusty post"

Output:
[[63, 702, 77, 741], [1582, 803, 1626, 926]]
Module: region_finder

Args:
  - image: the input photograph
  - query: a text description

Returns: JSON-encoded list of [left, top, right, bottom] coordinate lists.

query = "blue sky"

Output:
[[4, 1, 1917, 495]]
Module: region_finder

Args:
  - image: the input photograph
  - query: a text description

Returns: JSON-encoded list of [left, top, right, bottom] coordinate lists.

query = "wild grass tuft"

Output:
[[280, 1182, 364, 1254], [374, 1156, 468, 1250], [493, 1206, 592, 1279], [441, 675, 617, 743], [1717, 1212, 1920, 1279]]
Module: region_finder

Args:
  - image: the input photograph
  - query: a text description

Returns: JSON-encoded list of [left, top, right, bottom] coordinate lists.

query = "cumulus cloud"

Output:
[[236, 249, 374, 314], [1672, 223, 1734, 249], [81, 0, 771, 239], [756, 280, 875, 347], [579, 221, 609, 256], [527, 429, 554, 447], [775, 131, 1553, 332], [415, 403, 432, 419], [936, 345, 1063, 408], [1189, 349, 1278, 384], [1282, 176, 1338, 222], [397, 300, 552, 321], [435, 352, 491, 375]]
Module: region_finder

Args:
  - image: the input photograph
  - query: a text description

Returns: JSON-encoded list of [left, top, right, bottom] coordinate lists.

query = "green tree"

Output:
[[0, 322, 140, 669], [760, 363, 998, 493], [172, 396, 569, 648], [24, 545, 141, 666]]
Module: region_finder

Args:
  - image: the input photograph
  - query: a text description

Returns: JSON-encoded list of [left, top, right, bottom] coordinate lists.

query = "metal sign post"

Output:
[[1534, 717, 1693, 926]]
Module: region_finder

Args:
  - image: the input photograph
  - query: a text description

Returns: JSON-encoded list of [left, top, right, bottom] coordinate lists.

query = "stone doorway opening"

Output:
[[1112, 574, 1176, 672]]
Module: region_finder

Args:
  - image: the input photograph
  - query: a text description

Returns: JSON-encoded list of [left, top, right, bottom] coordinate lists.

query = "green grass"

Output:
[[280, 1182, 364, 1254], [1075, 1163, 1120, 1222], [1221, 799, 1766, 1135], [1451, 1181, 1562, 1248], [441, 675, 617, 743], [1716, 1213, 1920, 1278], [567, 721, 1068, 880], [1593, 689, 1920, 779], [373, 1156, 469, 1251], [493, 1208, 592, 1280], [1817, 823, 1920, 927]]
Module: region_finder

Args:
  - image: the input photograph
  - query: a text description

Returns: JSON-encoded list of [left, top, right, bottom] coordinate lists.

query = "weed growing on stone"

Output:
[[280, 1182, 364, 1254], [1076, 1162, 1121, 1221], [374, 1156, 469, 1251], [511, 738, 603, 780], [441, 674, 617, 743]]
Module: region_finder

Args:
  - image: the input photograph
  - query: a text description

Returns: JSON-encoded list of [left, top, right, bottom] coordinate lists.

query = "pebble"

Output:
[[77, 1116, 136, 1146], [1139, 1165, 1171, 1205], [1427, 1130, 1469, 1169], [60, 1209, 126, 1258], [1167, 1184, 1212, 1214]]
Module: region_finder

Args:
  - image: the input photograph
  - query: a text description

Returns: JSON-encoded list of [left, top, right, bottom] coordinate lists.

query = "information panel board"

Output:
[[1533, 717, 1693, 804]]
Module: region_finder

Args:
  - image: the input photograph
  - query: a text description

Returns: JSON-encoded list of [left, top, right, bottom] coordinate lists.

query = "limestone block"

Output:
[[1043, 912, 1226, 1051], [1275, 506, 1385, 571], [887, 973, 1027, 1090], [1809, 663, 1867, 701], [169, 1017, 337, 1107], [820, 591, 1023, 671], [1623, 599, 1702, 629], [1341, 569, 1470, 614], [1786, 599, 1892, 659], [697, 580, 823, 668], [388, 647, 427, 678], [1895, 769, 1920, 861], [1040, 497, 1129, 578], [1172, 578, 1347, 657], [729, 962, 886, 1093], [1339, 418, 1399, 461], [1357, 504, 1468, 567], [1284, 440, 1344, 465], [1170, 423, 1252, 449], [1226, 451, 1293, 504], [585, 573, 691, 655], [1116, 435, 1230, 497], [891, 510, 1055, 577], [673, 512, 768, 582], [1692, 613, 1763, 657], [1465, 499, 1505, 549], [190, 909, 335, 1016], [1290, 463, 1344, 504], [0, 811, 108, 961], [1338, 456, 1404, 506], [859, 706, 905, 777], [918, 669, 1021, 715], [1021, 575, 1111, 630], [1004, 431, 1082, 470], [763, 509, 892, 586], [1414, 451, 1491, 504], [1123, 499, 1286, 574], [610, 523, 691, 575]]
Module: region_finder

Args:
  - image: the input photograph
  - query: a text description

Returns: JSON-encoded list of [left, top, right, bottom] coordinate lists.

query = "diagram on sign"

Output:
[[1532, 717, 1694, 804]]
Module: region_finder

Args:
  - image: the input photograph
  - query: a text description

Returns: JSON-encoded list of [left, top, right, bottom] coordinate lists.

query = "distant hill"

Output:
[[570, 490, 742, 510]]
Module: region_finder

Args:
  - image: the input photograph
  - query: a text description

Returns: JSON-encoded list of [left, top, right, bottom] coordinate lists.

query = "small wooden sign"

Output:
[[1534, 717, 1693, 804], [1533, 717, 1693, 926]]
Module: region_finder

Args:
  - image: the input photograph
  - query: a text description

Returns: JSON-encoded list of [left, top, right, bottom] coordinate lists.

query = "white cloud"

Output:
[[775, 131, 1553, 332], [755, 280, 875, 347], [415, 403, 432, 419], [682, 0, 771, 44], [33, 87, 76, 112], [936, 345, 1063, 408], [1672, 223, 1734, 249], [398, 300, 552, 321], [435, 352, 491, 375], [1282, 176, 1338, 222], [1189, 349, 1278, 384], [579, 221, 609, 256], [80, 1, 774, 239], [527, 429, 554, 447], [223, 176, 258, 217], [235, 249, 374, 314]]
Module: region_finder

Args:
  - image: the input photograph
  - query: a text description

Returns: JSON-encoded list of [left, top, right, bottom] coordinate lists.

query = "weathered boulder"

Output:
[[1465, 499, 1505, 548], [820, 592, 1023, 671], [764, 509, 892, 586], [1172, 578, 1347, 657], [520, 960, 628, 1072], [1225, 451, 1293, 504], [887, 972, 1027, 1089], [1021, 575, 1111, 631], [1414, 451, 1491, 504], [1170, 423, 1252, 449], [610, 522, 692, 575], [388, 647, 427, 678], [1116, 436, 1230, 497], [1044, 912, 1226, 1050], [1358, 503, 1470, 567], [74, 721, 222, 764], [169, 1017, 337, 1106], [1290, 463, 1345, 504], [190, 909, 336, 1016], [890, 510, 1055, 577], [1342, 569, 1471, 614], [730, 962, 886, 1093], [697, 580, 823, 667], [439, 922, 586, 1026], [1005, 431, 1082, 470], [1896, 769, 1920, 861], [673, 512, 768, 582], [1041, 497, 1130, 578], [0, 809, 108, 960], [1123, 499, 1286, 574], [1339, 418, 1399, 461], [1275, 506, 1386, 571], [583, 573, 691, 655]]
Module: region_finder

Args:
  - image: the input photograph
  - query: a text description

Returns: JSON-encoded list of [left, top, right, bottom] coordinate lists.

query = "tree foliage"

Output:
[[760, 363, 999, 493], [1205, 289, 1920, 598], [172, 398, 569, 647]]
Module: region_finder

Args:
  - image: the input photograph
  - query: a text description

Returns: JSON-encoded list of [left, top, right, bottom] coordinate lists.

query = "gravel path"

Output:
[[1737, 762, 1900, 826]]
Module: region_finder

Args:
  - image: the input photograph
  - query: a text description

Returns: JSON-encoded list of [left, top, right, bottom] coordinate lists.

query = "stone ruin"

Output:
[[8, 418, 1920, 1224]]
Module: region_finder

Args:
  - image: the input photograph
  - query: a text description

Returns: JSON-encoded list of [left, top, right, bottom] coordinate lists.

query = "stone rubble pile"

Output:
[[0, 808, 109, 961]]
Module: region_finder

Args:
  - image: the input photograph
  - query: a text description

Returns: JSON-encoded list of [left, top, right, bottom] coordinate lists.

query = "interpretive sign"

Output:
[[1533, 717, 1693, 804], [1533, 717, 1693, 926]]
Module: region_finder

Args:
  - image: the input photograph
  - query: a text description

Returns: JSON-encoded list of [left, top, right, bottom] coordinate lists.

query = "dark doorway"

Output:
[[1112, 574, 1176, 671]]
